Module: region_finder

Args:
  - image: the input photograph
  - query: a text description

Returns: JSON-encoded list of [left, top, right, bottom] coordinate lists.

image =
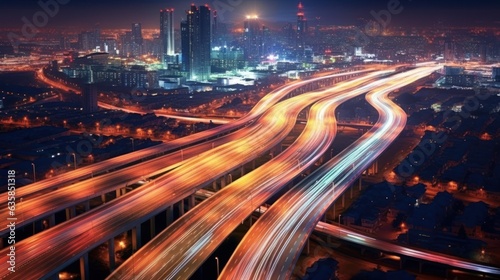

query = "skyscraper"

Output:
[[243, 15, 262, 65], [131, 23, 143, 57], [296, 2, 307, 51], [160, 8, 175, 63], [82, 84, 98, 113], [181, 4, 212, 81], [444, 41, 455, 61]]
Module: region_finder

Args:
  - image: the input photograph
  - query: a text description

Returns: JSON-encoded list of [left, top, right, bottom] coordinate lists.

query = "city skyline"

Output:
[[0, 0, 498, 30]]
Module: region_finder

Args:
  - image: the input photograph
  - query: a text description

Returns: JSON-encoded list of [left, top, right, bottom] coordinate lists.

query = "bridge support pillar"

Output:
[[80, 253, 90, 280], [66, 206, 76, 220], [220, 175, 226, 189], [188, 195, 196, 209], [150, 217, 156, 239], [306, 239, 310, 255], [84, 200, 90, 212], [101, 194, 106, 204], [252, 160, 256, 170], [108, 238, 115, 272], [227, 174, 233, 184], [166, 206, 173, 225], [177, 200, 185, 216], [116, 188, 121, 198], [132, 225, 142, 251], [212, 180, 217, 191], [48, 214, 55, 227], [240, 166, 245, 177]]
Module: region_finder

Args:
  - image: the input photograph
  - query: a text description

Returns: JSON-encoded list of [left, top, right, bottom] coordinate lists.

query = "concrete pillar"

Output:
[[80, 253, 90, 280], [132, 225, 142, 251], [166, 206, 173, 225], [66, 206, 76, 220], [228, 174, 233, 184], [240, 166, 245, 177], [252, 160, 256, 170], [177, 201, 185, 216], [48, 214, 55, 227], [150, 217, 156, 239], [108, 238, 115, 271], [221, 175, 226, 189], [188, 195, 196, 209], [212, 181, 217, 191], [101, 194, 106, 203], [84, 200, 90, 212]]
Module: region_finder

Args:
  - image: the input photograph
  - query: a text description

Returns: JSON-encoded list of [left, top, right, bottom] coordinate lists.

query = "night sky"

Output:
[[0, 0, 498, 29]]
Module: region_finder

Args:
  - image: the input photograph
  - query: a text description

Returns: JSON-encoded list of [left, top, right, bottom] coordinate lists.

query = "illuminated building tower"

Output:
[[444, 41, 455, 61], [296, 2, 307, 51], [82, 84, 98, 113], [131, 23, 143, 56], [243, 15, 262, 65], [181, 4, 212, 81], [160, 8, 175, 64]]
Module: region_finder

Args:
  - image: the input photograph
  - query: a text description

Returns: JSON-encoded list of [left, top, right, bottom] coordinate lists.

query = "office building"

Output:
[[243, 15, 262, 65], [181, 4, 212, 81], [296, 2, 307, 51], [160, 8, 175, 64], [493, 67, 500, 82], [82, 84, 98, 113]]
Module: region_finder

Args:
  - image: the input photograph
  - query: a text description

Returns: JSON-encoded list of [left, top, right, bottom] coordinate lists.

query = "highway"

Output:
[[106, 70, 396, 280], [98, 102, 231, 125], [0, 70, 378, 279], [315, 223, 500, 275], [220, 66, 442, 279], [9, 68, 371, 202]]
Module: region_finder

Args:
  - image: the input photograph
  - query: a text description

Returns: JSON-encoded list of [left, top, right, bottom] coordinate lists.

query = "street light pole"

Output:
[[31, 162, 36, 182], [71, 153, 77, 170], [215, 257, 220, 277]]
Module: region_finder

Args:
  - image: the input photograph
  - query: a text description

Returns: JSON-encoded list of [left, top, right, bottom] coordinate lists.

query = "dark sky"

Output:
[[0, 0, 498, 30]]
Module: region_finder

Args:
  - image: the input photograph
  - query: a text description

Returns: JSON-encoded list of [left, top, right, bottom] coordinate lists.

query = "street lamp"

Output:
[[215, 257, 220, 277], [31, 162, 36, 182], [71, 153, 77, 170]]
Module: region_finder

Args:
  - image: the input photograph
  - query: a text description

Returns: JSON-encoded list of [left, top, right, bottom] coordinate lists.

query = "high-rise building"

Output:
[[160, 8, 175, 63], [130, 23, 143, 57], [82, 84, 98, 113], [181, 4, 212, 81], [444, 41, 455, 61], [493, 67, 500, 81], [243, 15, 262, 65], [296, 2, 307, 51]]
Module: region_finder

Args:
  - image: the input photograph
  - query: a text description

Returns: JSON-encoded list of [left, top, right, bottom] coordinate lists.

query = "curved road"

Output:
[[221, 66, 441, 279]]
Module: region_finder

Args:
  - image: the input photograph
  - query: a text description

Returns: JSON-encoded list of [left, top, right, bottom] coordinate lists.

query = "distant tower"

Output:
[[243, 15, 262, 65], [181, 4, 212, 81], [444, 41, 455, 61], [82, 84, 98, 113], [160, 8, 175, 62], [131, 23, 143, 56], [212, 10, 218, 44], [296, 2, 307, 51]]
